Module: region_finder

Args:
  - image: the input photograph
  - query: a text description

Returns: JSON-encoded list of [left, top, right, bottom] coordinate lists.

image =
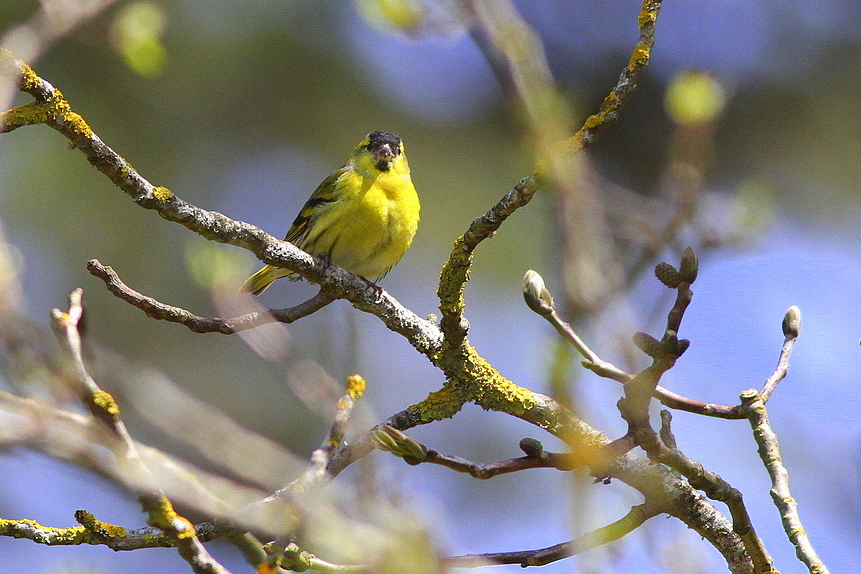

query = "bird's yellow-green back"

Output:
[[241, 131, 420, 295]]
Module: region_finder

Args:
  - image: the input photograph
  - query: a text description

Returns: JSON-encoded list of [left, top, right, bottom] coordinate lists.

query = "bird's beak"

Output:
[[374, 143, 395, 163]]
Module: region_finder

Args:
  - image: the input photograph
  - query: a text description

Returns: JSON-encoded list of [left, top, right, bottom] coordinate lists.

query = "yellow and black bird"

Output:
[[240, 131, 420, 295]]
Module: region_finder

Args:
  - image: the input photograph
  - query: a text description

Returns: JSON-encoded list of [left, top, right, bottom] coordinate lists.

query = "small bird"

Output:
[[240, 131, 420, 296]]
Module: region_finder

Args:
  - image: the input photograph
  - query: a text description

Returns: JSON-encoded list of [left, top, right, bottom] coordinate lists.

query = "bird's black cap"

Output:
[[367, 131, 402, 171]]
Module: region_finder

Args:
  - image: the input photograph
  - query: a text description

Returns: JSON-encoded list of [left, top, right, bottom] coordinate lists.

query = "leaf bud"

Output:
[[522, 270, 554, 315], [679, 246, 699, 283], [519, 437, 543, 458], [782, 305, 801, 338]]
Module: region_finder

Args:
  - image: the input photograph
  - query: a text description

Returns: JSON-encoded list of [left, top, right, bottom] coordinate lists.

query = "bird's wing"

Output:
[[284, 168, 346, 247]]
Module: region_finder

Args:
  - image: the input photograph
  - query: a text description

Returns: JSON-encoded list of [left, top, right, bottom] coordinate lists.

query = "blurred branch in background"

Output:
[[50, 288, 233, 574], [0, 0, 119, 113]]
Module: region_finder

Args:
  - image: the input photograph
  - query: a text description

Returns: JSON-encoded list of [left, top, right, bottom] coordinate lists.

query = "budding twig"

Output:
[[741, 390, 828, 574], [373, 428, 575, 478]]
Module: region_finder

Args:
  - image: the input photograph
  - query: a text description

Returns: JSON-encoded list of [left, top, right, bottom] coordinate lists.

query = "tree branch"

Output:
[[437, 0, 664, 348], [374, 428, 575, 478], [741, 390, 829, 574], [1, 9, 762, 566], [87, 259, 334, 333], [0, 514, 229, 551], [597, 250, 774, 573], [446, 502, 662, 567]]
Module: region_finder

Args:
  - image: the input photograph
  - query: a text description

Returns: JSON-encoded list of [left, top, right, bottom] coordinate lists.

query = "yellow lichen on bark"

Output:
[[638, 6, 657, 28], [59, 109, 94, 138], [92, 390, 120, 416], [152, 186, 172, 202], [629, 44, 651, 69], [74, 510, 128, 538], [411, 383, 467, 422], [145, 496, 194, 539], [0, 518, 87, 544], [419, 342, 537, 422], [346, 374, 366, 399]]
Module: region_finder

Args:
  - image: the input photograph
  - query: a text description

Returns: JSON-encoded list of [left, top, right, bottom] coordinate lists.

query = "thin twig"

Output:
[[760, 305, 801, 403], [282, 375, 366, 494], [375, 429, 575, 478], [446, 502, 662, 567], [87, 259, 333, 333], [422, 448, 574, 478], [600, 250, 775, 573], [525, 267, 744, 418], [741, 390, 828, 574]]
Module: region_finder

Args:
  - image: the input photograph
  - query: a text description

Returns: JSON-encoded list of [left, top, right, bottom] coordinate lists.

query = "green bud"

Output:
[[523, 270, 554, 315], [371, 426, 400, 452], [372, 425, 427, 461], [679, 247, 699, 283], [782, 305, 801, 338], [519, 437, 543, 458]]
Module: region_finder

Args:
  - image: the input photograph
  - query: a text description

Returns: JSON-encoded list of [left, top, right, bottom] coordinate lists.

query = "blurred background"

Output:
[[1, 0, 861, 572]]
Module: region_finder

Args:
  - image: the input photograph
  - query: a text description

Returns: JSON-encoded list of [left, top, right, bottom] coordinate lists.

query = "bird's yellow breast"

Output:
[[302, 162, 419, 281]]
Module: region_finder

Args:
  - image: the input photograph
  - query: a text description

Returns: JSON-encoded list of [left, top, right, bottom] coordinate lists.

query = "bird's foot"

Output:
[[362, 277, 385, 302]]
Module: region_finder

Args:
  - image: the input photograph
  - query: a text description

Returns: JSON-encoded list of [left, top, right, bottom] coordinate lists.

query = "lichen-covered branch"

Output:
[[0, 514, 228, 551], [742, 390, 829, 574], [325, 397, 753, 572], [564, 0, 664, 151]]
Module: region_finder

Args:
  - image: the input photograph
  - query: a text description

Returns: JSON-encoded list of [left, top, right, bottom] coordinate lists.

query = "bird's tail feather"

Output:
[[240, 264, 294, 296]]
